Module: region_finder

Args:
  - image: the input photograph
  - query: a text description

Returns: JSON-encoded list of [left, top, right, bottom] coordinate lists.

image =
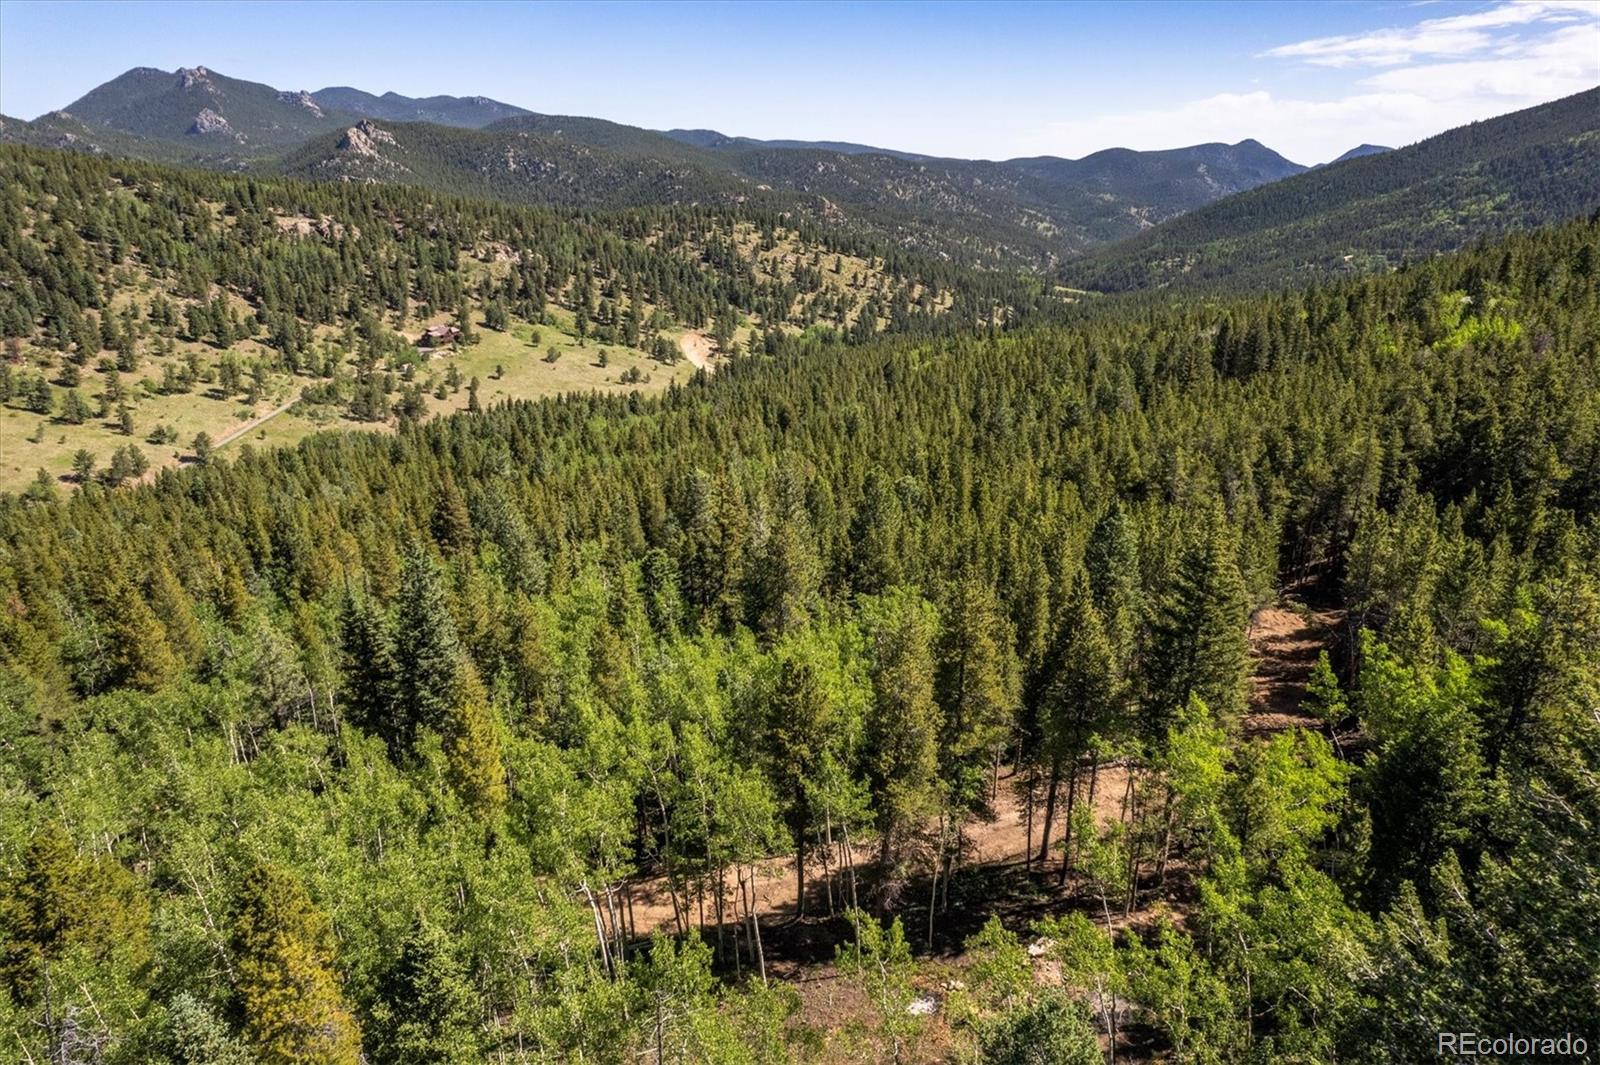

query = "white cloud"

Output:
[[1260, 0, 1598, 68], [1359, 22, 1599, 97], [1022, 1, 1599, 164]]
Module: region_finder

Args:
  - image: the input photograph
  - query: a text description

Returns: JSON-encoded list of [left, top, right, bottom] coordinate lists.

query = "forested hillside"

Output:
[[1068, 87, 1600, 291], [0, 145, 1046, 492], [2, 209, 1596, 1062], [308, 86, 531, 128], [277, 116, 1302, 267], [3, 64, 1309, 268], [59, 66, 352, 151]]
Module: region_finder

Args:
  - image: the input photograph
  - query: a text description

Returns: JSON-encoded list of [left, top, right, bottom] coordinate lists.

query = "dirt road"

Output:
[[216, 396, 298, 449]]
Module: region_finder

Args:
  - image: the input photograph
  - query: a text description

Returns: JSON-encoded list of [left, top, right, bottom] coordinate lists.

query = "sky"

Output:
[[0, 0, 1595, 165]]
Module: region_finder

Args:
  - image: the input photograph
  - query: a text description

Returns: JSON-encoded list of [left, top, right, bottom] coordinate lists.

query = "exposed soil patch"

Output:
[[616, 587, 1344, 1060], [678, 330, 716, 371], [622, 593, 1346, 950], [624, 761, 1133, 945], [1245, 597, 1344, 737]]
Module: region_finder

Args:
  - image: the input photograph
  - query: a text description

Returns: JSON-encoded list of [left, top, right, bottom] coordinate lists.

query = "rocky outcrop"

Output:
[[188, 108, 240, 140], [278, 90, 324, 118], [176, 66, 215, 91], [338, 119, 398, 157]]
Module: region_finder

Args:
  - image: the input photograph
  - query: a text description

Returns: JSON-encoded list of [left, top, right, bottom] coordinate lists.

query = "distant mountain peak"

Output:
[[1328, 144, 1393, 165], [1067, 88, 1599, 291]]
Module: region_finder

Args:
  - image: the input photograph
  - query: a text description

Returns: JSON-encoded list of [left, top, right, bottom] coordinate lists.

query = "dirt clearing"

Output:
[[678, 330, 716, 371]]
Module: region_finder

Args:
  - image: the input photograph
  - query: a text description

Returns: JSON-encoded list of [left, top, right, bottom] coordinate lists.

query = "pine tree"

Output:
[[454, 303, 476, 346], [162, 992, 258, 1065], [368, 921, 479, 1065], [0, 824, 151, 1007], [936, 570, 1020, 812], [848, 469, 903, 596], [1144, 516, 1250, 740], [679, 469, 746, 632], [59, 388, 90, 424], [70, 448, 95, 484], [95, 571, 180, 692], [338, 588, 397, 742], [231, 864, 361, 1065], [765, 655, 835, 917], [1085, 502, 1142, 663], [430, 472, 474, 555], [147, 557, 204, 667], [443, 663, 506, 820], [746, 466, 819, 638], [1036, 579, 1122, 877], [863, 588, 943, 890], [1303, 650, 1348, 752], [21, 468, 56, 504], [392, 543, 465, 743]]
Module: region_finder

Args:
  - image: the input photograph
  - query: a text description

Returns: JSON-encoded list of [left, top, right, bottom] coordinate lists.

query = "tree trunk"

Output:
[[625, 883, 637, 946], [665, 867, 686, 937], [714, 865, 727, 966], [795, 828, 807, 921], [581, 880, 613, 978], [842, 821, 860, 913], [821, 818, 836, 915], [941, 839, 952, 912], [1084, 752, 1101, 877], [1095, 887, 1119, 1063], [1119, 761, 1135, 827], [746, 865, 767, 986], [1058, 755, 1078, 885], [927, 812, 944, 950], [1037, 754, 1061, 865], [1024, 763, 1036, 872], [1124, 777, 1142, 917], [734, 866, 747, 975], [607, 884, 625, 965], [1154, 789, 1177, 887]]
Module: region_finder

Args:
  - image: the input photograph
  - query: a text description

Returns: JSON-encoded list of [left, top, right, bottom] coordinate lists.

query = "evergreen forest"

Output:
[[2, 110, 1599, 1065]]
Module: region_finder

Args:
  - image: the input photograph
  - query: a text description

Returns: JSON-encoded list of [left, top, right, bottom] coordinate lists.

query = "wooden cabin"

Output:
[[418, 324, 461, 350]]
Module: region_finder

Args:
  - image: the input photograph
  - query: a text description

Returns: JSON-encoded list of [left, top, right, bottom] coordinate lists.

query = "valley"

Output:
[[1, 13, 1598, 1065]]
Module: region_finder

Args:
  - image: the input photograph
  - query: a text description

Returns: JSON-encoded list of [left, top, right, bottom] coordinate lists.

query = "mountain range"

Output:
[[1, 64, 1312, 264], [1065, 86, 1600, 290], [3, 65, 1596, 280]]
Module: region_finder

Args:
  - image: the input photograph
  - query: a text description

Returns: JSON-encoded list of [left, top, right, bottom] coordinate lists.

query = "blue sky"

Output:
[[1, 0, 1595, 164]]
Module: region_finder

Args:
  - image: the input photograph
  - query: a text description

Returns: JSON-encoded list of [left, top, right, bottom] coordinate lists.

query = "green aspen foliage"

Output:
[[0, 141, 1595, 1062]]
